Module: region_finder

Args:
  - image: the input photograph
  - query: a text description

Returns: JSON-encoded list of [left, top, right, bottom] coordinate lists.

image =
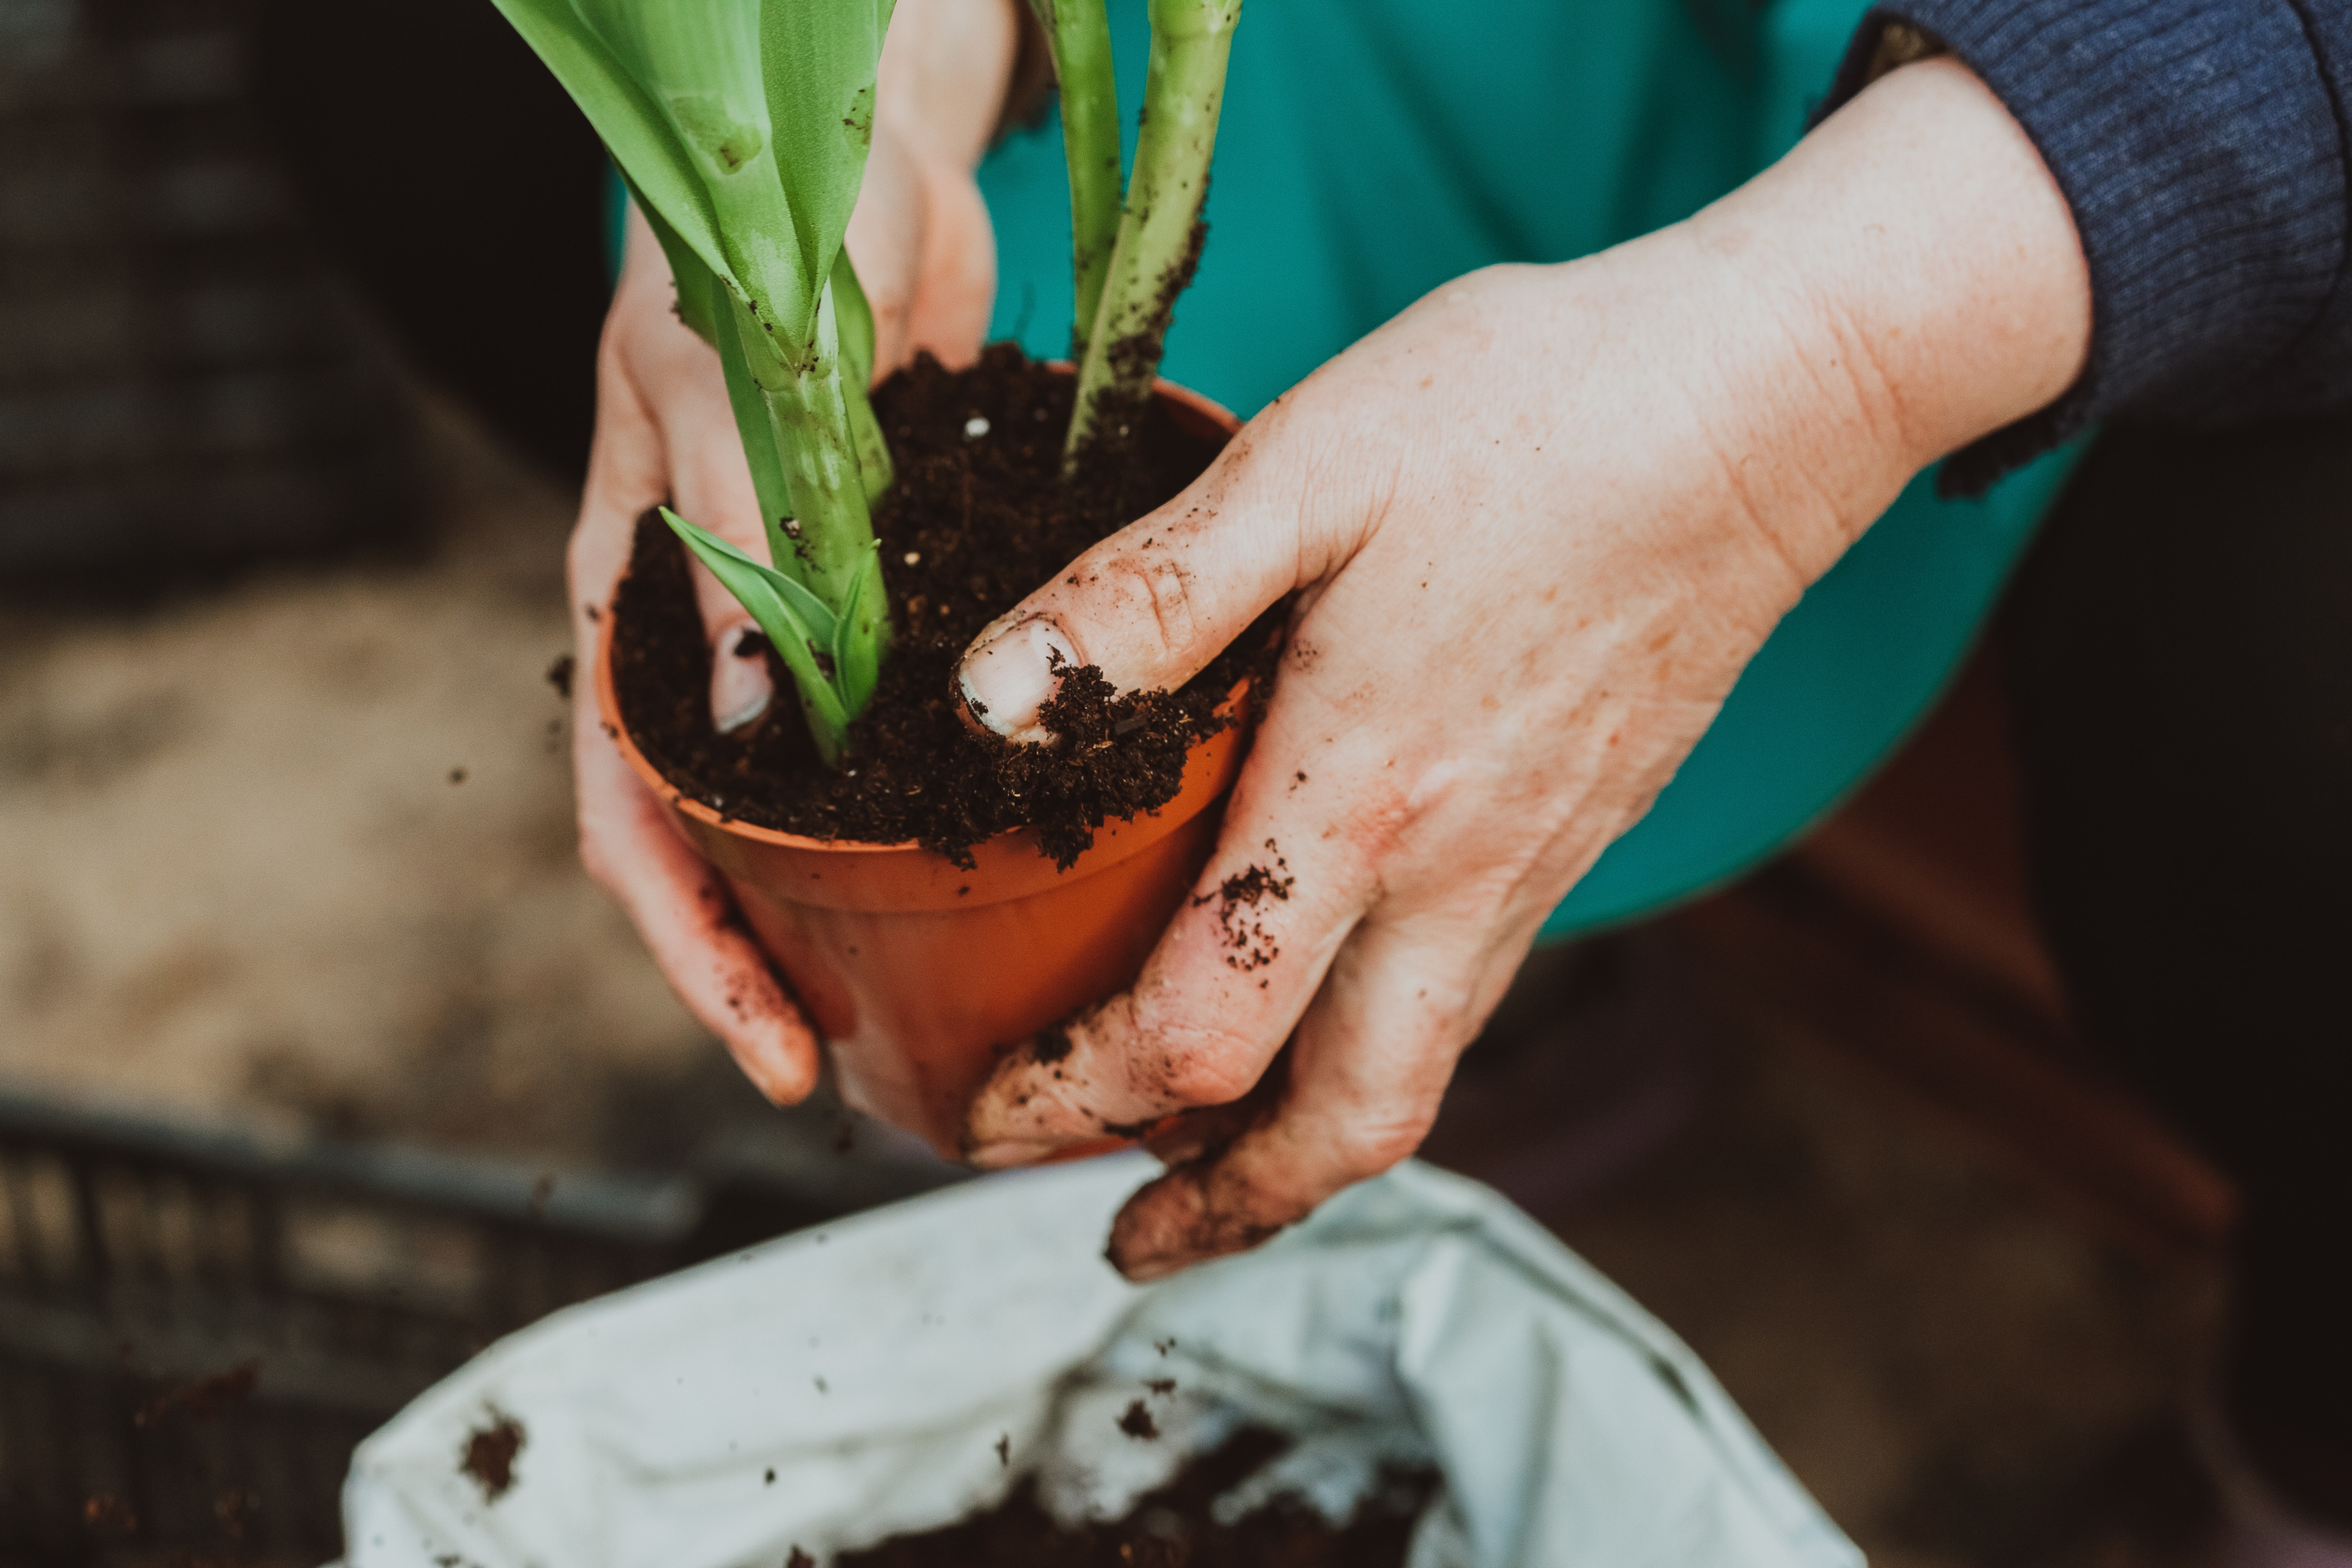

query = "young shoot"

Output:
[[1026, 1, 1122, 361], [494, 0, 897, 764], [1055, 0, 1244, 462]]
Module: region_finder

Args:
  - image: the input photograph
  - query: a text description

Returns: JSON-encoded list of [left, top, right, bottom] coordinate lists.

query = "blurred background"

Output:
[[1, 0, 2234, 1563]]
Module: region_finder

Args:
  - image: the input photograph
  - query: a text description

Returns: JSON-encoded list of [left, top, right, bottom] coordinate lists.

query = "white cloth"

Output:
[[343, 1156, 1861, 1568]]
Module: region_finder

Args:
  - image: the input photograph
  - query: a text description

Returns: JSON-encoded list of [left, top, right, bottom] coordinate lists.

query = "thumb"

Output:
[[683, 491, 774, 735], [708, 616, 774, 734], [955, 435, 1305, 741], [660, 370, 778, 736]]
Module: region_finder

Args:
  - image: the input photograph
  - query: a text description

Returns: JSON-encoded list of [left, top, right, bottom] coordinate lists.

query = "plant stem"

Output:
[[1065, 0, 1239, 463], [724, 275, 891, 754], [1029, 0, 1122, 360]]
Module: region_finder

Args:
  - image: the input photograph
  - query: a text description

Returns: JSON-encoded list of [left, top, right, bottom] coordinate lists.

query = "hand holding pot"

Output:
[[957, 60, 2094, 1278], [567, 0, 1013, 1103]]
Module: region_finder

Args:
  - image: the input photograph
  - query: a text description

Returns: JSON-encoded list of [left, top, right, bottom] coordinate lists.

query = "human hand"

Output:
[[954, 58, 2091, 1276], [567, 0, 1016, 1103]]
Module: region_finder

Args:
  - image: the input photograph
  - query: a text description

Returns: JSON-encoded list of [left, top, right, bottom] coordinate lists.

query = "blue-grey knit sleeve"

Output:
[[1819, 0, 2352, 494]]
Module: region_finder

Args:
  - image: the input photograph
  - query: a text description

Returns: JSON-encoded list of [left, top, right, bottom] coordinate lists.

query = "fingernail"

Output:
[[712, 629, 774, 733], [957, 617, 1079, 743], [964, 1138, 1058, 1171], [1114, 1248, 1193, 1284]]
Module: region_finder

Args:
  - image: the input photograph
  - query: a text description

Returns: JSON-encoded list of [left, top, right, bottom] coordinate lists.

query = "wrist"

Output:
[[1678, 56, 2090, 579]]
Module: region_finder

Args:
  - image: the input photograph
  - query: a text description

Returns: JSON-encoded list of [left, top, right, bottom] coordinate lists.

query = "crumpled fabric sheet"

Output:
[[342, 1157, 1861, 1568]]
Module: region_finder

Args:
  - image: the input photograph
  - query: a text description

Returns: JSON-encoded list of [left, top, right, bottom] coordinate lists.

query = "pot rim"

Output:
[[596, 373, 1241, 860]]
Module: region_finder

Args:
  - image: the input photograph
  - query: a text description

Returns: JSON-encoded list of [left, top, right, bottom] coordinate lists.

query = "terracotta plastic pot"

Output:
[[597, 382, 1249, 1155]]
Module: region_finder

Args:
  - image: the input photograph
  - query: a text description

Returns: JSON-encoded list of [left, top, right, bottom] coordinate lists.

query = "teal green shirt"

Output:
[[977, 0, 2080, 939]]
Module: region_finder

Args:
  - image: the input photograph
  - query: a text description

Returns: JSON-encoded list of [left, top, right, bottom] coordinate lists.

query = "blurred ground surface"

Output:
[[0, 390, 756, 1175], [0, 393, 2224, 1566]]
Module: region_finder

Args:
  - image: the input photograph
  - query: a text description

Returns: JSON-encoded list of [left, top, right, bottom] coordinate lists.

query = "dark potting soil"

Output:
[[828, 1426, 1437, 1568], [460, 1409, 526, 1501], [609, 344, 1282, 867]]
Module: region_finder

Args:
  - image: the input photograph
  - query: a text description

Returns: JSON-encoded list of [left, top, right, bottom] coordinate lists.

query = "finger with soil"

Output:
[[579, 731, 822, 1102], [1107, 908, 1509, 1281], [962, 809, 1368, 1162]]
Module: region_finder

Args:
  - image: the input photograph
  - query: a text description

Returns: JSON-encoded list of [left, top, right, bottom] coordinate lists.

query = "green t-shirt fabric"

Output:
[[976, 0, 2081, 940]]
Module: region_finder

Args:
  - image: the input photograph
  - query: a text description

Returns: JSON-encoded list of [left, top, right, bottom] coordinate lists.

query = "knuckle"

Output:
[[1116, 986, 1270, 1109], [1326, 1108, 1436, 1183], [1098, 550, 1200, 662], [1322, 778, 1416, 891], [1156, 1038, 1265, 1109]]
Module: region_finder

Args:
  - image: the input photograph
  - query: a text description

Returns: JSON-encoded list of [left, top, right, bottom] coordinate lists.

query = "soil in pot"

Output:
[[825, 1426, 1438, 1567], [610, 344, 1283, 867]]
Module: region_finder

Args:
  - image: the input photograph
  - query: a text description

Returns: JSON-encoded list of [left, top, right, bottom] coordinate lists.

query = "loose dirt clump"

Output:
[[460, 1408, 526, 1501], [1195, 844, 1294, 972], [609, 345, 1283, 867], [833, 1425, 1434, 1568]]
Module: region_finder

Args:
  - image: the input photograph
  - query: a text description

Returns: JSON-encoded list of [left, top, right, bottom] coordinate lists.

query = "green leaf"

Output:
[[494, 0, 903, 767], [709, 281, 797, 567], [489, 0, 735, 299], [830, 248, 875, 391], [830, 544, 882, 717], [826, 255, 894, 503], [568, 0, 812, 340], [768, 557, 842, 650], [759, 0, 894, 340], [662, 508, 839, 645], [660, 507, 852, 761]]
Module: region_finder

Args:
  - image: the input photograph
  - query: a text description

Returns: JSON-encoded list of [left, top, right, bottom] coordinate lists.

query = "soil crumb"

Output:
[[834, 1426, 1435, 1567], [460, 1409, 526, 1501], [1194, 846, 1295, 972], [1119, 1399, 1161, 1440], [610, 345, 1283, 866], [134, 1357, 260, 1428], [1031, 1020, 1076, 1065]]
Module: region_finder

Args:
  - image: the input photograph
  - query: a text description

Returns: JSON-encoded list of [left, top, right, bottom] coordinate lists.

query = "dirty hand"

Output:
[[568, 0, 1016, 1103], [956, 58, 2092, 1277]]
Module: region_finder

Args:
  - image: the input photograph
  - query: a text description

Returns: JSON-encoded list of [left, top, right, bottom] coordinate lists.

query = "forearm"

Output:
[[1665, 55, 2091, 581], [1833, 1, 2352, 486]]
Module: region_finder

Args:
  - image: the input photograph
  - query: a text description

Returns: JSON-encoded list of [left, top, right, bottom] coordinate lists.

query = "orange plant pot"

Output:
[[597, 383, 1249, 1155]]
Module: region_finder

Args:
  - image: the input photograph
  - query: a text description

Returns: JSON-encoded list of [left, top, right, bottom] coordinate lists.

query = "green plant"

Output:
[[493, 0, 894, 762], [1048, 0, 1243, 462], [497, 0, 1241, 764]]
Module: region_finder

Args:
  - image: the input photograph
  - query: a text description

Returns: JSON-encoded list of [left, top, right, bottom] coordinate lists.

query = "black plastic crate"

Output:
[[0, 1091, 957, 1564], [0, 0, 412, 586]]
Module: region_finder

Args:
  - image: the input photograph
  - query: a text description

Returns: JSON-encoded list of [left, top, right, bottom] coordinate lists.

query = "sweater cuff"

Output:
[[1819, 1, 2348, 495]]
